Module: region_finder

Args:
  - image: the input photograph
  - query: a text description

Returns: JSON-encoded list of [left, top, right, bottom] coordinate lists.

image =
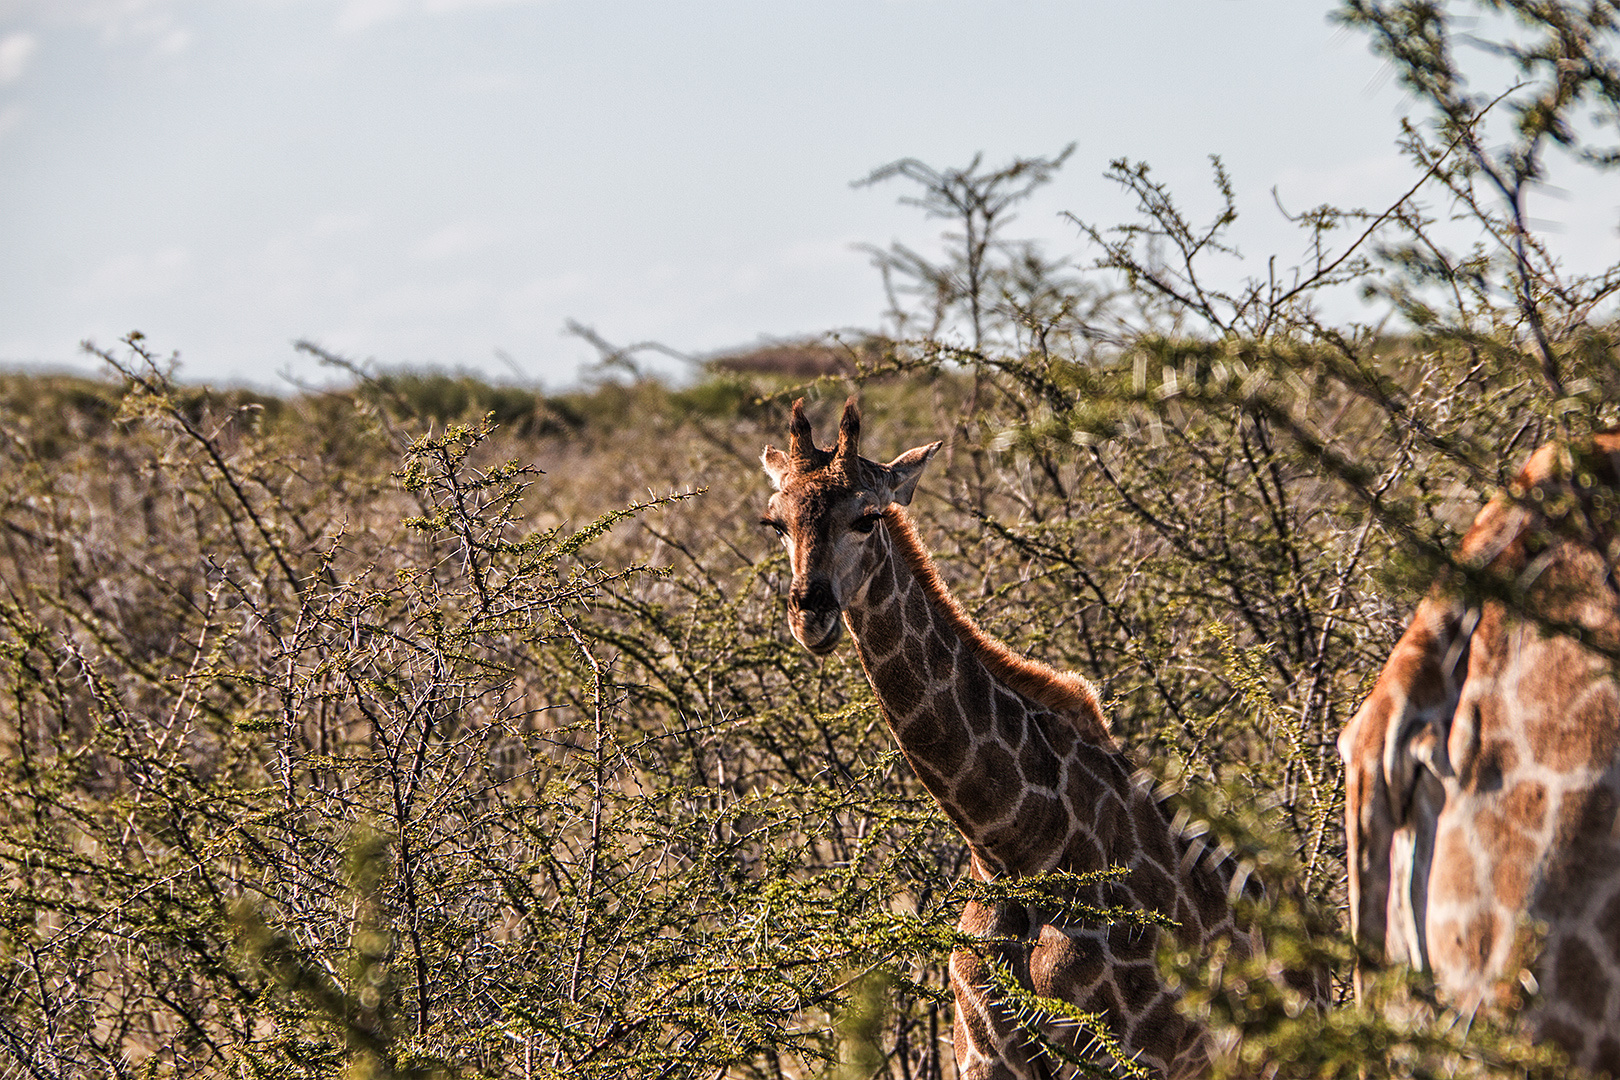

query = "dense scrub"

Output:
[[4, 2, 1620, 1077], [0, 331, 1603, 1078]]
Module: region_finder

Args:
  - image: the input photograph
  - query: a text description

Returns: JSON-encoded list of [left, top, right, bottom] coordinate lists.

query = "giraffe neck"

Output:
[[841, 509, 1213, 898], [840, 507, 1251, 1079]]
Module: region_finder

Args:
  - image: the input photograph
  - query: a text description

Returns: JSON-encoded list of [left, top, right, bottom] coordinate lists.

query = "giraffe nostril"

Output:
[[791, 578, 839, 616]]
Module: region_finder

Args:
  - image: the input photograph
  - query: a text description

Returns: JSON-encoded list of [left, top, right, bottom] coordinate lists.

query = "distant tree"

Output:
[[854, 144, 1081, 352], [1338, 0, 1620, 407]]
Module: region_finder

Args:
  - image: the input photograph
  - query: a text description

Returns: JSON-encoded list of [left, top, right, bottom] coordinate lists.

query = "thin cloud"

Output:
[[6, 1, 193, 59], [336, 0, 545, 32], [412, 222, 506, 262], [0, 32, 38, 83], [335, 0, 406, 32]]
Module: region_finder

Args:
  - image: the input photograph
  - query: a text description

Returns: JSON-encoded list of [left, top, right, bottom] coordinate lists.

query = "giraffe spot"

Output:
[[1131, 997, 1190, 1066], [901, 709, 965, 776], [1106, 921, 1155, 964], [1482, 819, 1540, 914], [1065, 833, 1105, 875], [994, 688, 1025, 727], [1112, 961, 1160, 1011], [1090, 745, 1135, 790], [985, 902, 1031, 938], [1533, 702, 1606, 772], [1032, 928, 1105, 1000], [1463, 910, 1499, 968], [925, 627, 955, 682], [1433, 839, 1479, 903], [1595, 1036, 1620, 1077], [1555, 936, 1610, 1023], [959, 661, 995, 735], [1185, 856, 1230, 928], [905, 751, 948, 791], [1502, 780, 1549, 835], [1600, 891, 1620, 965], [1542, 794, 1617, 915], [1572, 785, 1618, 844], [1046, 718, 1077, 758], [868, 556, 897, 601], [1065, 759, 1104, 813], [982, 802, 1060, 872], [1476, 803, 1508, 841], [862, 606, 904, 650], [1129, 860, 1176, 916], [1428, 915, 1465, 971], [1018, 720, 1061, 791], [1468, 738, 1507, 793], [1132, 796, 1178, 869], [954, 744, 1021, 826], [1086, 978, 1129, 1034], [958, 900, 998, 936], [1090, 791, 1133, 861], [1572, 684, 1620, 763], [876, 654, 927, 711], [1537, 1015, 1590, 1066], [1493, 848, 1533, 912], [1023, 790, 1073, 839], [1174, 897, 1200, 937]]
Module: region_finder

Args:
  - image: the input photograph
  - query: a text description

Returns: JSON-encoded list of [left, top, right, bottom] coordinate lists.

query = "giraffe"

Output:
[[761, 397, 1259, 1080], [1340, 433, 1620, 1075]]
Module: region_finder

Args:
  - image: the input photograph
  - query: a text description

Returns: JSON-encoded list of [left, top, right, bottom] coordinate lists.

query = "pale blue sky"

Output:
[[0, 1, 1612, 387]]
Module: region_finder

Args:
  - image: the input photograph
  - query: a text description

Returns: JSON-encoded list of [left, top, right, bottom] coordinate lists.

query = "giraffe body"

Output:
[[762, 399, 1250, 1079], [1341, 435, 1620, 1074]]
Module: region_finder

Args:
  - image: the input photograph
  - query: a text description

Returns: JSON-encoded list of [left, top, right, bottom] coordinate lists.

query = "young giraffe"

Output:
[[761, 398, 1253, 1080], [1340, 433, 1620, 1075]]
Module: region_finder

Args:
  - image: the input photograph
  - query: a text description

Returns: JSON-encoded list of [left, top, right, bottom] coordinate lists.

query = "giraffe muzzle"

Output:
[[790, 578, 843, 654], [795, 616, 843, 655]]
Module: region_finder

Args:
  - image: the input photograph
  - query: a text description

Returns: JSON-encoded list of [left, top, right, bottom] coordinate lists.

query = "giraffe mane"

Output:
[[882, 506, 1112, 743]]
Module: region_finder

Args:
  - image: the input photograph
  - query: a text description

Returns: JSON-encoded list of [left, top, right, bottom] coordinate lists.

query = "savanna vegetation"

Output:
[[3, 2, 1620, 1077]]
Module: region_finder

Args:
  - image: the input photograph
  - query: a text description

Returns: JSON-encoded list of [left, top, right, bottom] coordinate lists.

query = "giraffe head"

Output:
[[760, 397, 940, 654]]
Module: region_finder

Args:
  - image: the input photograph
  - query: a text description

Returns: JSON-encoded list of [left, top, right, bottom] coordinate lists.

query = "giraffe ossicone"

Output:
[[1341, 433, 1620, 1076], [762, 396, 1264, 1080]]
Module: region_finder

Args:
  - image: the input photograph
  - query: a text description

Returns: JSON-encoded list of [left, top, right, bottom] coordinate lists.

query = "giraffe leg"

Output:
[[952, 1000, 1032, 1080], [950, 946, 1053, 1080]]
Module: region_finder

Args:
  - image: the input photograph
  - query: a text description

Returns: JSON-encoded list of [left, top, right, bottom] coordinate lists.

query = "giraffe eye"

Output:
[[850, 513, 882, 535], [760, 517, 787, 536]]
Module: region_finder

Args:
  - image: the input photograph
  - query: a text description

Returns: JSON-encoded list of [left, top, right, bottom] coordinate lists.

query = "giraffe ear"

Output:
[[884, 441, 941, 506], [761, 445, 790, 489]]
